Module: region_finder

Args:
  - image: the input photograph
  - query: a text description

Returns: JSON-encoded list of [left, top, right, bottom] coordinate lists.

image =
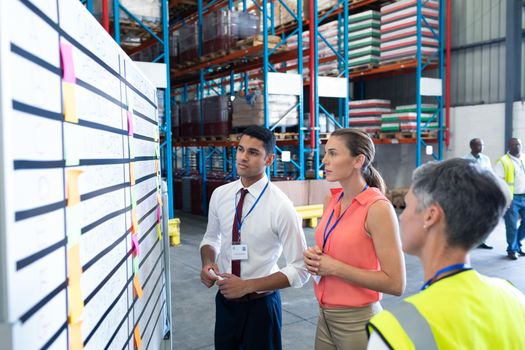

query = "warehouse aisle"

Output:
[[170, 212, 525, 349]]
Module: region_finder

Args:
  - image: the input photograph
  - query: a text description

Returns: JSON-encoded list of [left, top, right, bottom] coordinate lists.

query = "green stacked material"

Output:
[[381, 123, 400, 132], [349, 10, 381, 24], [348, 11, 381, 69], [349, 37, 381, 50], [383, 112, 435, 123], [395, 104, 438, 114]]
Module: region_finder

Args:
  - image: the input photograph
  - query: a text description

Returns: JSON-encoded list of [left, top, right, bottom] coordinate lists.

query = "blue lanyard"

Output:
[[234, 181, 269, 235], [420, 263, 472, 291], [322, 184, 368, 251]]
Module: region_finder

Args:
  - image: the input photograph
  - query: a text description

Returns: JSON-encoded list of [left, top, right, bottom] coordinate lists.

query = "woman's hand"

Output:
[[303, 245, 340, 277]]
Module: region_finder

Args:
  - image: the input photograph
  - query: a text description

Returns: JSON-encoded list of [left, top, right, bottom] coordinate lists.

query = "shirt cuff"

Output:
[[280, 264, 310, 288], [199, 238, 220, 253]]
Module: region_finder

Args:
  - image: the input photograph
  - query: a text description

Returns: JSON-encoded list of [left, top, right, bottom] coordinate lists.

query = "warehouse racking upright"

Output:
[[171, 0, 307, 213], [171, 0, 450, 215], [82, 0, 175, 218], [308, 0, 447, 175]]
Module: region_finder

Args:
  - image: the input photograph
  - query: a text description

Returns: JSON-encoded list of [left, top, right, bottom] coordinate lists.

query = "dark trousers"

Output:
[[215, 291, 282, 350]]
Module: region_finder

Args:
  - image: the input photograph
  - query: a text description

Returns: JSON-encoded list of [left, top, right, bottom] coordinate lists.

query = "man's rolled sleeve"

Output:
[[199, 191, 221, 253], [277, 203, 309, 288]]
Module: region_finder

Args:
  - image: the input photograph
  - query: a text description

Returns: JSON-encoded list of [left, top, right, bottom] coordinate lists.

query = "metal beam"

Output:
[[504, 0, 523, 147]]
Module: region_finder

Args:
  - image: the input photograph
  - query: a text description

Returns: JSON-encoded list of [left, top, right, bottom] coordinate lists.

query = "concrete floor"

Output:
[[169, 212, 525, 350]]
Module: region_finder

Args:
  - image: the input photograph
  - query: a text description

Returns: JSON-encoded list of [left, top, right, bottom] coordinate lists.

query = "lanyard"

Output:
[[322, 184, 368, 251], [234, 181, 269, 234], [420, 263, 472, 291]]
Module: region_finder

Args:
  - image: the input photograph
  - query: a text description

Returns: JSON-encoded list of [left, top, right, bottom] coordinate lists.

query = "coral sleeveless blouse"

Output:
[[314, 186, 388, 308]]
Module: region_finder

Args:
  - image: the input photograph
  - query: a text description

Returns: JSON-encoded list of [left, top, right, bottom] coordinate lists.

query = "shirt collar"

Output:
[[235, 174, 269, 198], [508, 153, 522, 161], [329, 186, 371, 205]]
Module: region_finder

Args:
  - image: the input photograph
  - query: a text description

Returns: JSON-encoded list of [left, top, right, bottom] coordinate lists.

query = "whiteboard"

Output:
[[0, 0, 170, 349]]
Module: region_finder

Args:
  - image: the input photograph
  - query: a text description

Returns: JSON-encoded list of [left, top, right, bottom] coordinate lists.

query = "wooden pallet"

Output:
[[274, 132, 298, 140], [379, 131, 437, 140], [349, 63, 377, 73], [235, 35, 282, 49], [318, 132, 332, 140], [199, 135, 230, 142], [199, 50, 228, 62], [381, 56, 437, 66]]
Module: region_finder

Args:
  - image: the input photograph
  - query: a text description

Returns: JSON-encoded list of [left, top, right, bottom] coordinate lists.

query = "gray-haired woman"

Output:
[[367, 158, 525, 349]]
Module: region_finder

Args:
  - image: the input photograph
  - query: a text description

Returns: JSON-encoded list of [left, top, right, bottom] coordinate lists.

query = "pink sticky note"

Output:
[[60, 42, 76, 84], [132, 234, 140, 256], [157, 206, 161, 223], [127, 111, 134, 136]]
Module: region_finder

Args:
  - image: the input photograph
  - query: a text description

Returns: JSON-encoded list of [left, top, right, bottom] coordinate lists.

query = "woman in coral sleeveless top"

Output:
[[304, 129, 406, 350]]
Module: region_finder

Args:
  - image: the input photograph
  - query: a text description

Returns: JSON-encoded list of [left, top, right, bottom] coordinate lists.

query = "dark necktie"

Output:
[[232, 188, 249, 277]]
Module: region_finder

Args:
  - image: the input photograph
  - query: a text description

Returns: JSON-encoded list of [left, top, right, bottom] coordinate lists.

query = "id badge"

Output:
[[231, 244, 248, 260]]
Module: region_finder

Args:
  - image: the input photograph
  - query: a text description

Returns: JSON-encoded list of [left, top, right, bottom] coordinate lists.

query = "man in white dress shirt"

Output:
[[199, 125, 309, 350], [495, 138, 525, 260], [465, 138, 494, 249]]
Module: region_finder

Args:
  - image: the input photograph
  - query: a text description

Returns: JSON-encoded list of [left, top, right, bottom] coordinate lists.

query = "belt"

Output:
[[224, 291, 275, 303]]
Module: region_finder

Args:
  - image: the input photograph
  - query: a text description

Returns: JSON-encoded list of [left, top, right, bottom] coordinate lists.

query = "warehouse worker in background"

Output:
[[199, 125, 309, 350], [367, 158, 525, 349], [304, 129, 405, 350], [495, 137, 525, 260], [464, 137, 494, 249]]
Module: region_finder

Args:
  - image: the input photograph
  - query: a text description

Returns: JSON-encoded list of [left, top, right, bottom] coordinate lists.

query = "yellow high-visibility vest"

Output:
[[368, 270, 525, 349], [497, 154, 525, 198]]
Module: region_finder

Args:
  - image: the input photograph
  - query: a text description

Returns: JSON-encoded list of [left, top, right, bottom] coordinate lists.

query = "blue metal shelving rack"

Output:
[[309, 0, 445, 173], [83, 0, 175, 218], [172, 0, 306, 213], [309, 0, 350, 179]]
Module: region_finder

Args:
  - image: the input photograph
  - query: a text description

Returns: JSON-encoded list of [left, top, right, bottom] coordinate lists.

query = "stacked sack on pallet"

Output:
[[173, 10, 259, 65], [286, 21, 340, 77], [349, 99, 392, 135], [202, 96, 233, 137], [232, 91, 298, 129], [179, 100, 201, 138], [348, 10, 381, 69], [202, 10, 260, 56], [381, 103, 438, 132], [380, 0, 439, 64]]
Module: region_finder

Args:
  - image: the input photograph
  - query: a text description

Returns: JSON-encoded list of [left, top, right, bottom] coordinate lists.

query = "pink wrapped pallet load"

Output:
[[349, 99, 392, 135], [380, 0, 440, 63]]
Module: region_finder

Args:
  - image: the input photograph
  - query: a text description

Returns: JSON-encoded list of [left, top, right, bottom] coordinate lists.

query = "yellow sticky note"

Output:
[[131, 210, 139, 234], [130, 162, 135, 186], [69, 321, 83, 350], [66, 169, 83, 207], [68, 282, 84, 323], [133, 275, 143, 299], [63, 82, 78, 123], [134, 325, 142, 350], [67, 244, 82, 284], [157, 224, 162, 241]]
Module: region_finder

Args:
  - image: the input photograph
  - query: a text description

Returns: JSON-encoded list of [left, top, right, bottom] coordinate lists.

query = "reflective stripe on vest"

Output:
[[388, 301, 438, 350]]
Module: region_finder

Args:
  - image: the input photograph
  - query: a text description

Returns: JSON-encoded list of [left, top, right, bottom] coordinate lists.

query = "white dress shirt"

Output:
[[464, 153, 492, 171], [495, 153, 525, 194], [199, 174, 309, 288]]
